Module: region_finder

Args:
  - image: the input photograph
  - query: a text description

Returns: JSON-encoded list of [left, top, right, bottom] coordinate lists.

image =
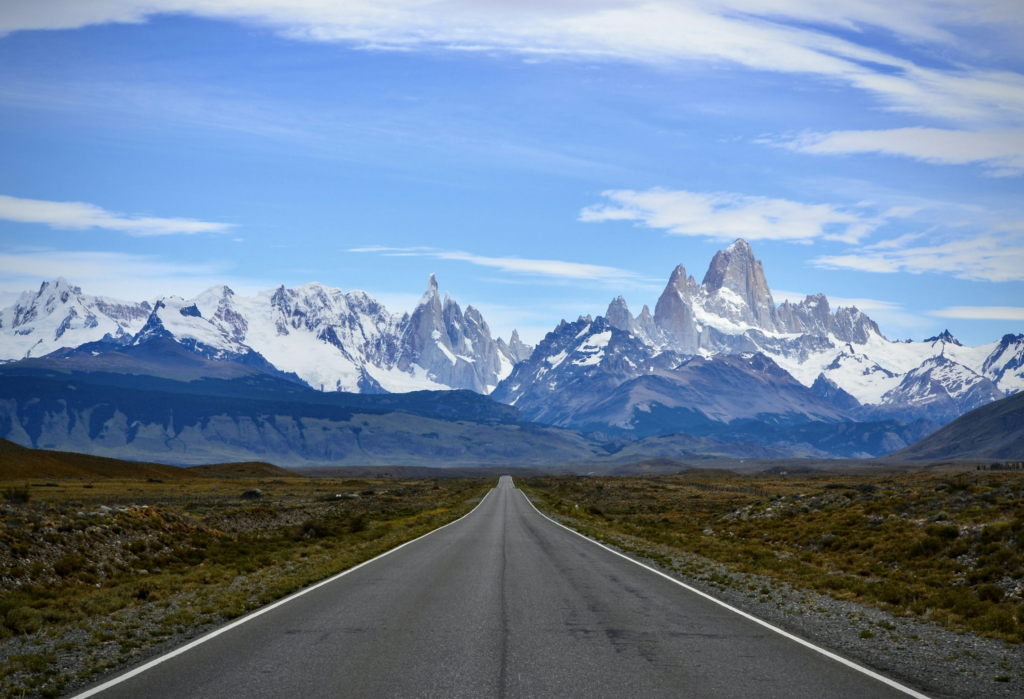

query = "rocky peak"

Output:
[[397, 275, 517, 393], [925, 330, 962, 346], [833, 307, 882, 344], [464, 304, 485, 328], [664, 265, 692, 300], [38, 277, 82, 302], [606, 296, 663, 347], [605, 296, 634, 334], [701, 238, 778, 331], [634, 304, 660, 344], [879, 354, 1004, 423], [503, 329, 534, 363], [777, 293, 832, 337], [810, 372, 861, 410], [195, 285, 248, 342], [654, 266, 699, 352], [982, 334, 1024, 390]]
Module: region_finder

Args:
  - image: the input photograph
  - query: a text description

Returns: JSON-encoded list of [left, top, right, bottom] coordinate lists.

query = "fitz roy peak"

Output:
[[615, 239, 881, 355], [501, 239, 1021, 433], [0, 276, 532, 395]]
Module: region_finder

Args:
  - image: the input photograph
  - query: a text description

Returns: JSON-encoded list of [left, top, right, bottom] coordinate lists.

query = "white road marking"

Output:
[[514, 480, 932, 699], [69, 487, 495, 698]]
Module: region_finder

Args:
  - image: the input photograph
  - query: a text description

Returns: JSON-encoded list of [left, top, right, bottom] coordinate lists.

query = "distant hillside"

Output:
[[0, 336, 956, 465], [0, 338, 520, 425], [0, 438, 297, 480], [891, 391, 1024, 461]]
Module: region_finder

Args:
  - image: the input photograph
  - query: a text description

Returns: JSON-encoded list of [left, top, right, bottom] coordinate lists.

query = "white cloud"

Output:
[[0, 194, 233, 236], [771, 289, 902, 312], [777, 128, 1024, 176], [580, 188, 898, 243], [770, 289, 813, 304], [929, 306, 1024, 321], [2, 1, 1023, 127], [0, 249, 265, 302], [350, 246, 647, 284], [813, 232, 1024, 282], [770, 288, 930, 333]]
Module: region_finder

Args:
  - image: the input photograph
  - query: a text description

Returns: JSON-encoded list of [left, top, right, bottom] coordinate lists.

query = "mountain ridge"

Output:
[[503, 239, 1018, 435], [0, 275, 533, 396], [2, 239, 1020, 437]]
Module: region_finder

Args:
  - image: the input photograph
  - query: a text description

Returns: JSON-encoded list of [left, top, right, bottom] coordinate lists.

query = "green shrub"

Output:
[[4, 607, 42, 635], [1, 485, 31, 503], [977, 584, 1005, 603], [924, 524, 959, 540], [349, 514, 367, 533], [53, 554, 86, 577]]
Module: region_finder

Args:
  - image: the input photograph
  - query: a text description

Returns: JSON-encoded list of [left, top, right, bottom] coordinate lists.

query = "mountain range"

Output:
[[496, 240, 1020, 436], [0, 274, 532, 395], [1, 238, 1022, 463], [0, 337, 943, 465]]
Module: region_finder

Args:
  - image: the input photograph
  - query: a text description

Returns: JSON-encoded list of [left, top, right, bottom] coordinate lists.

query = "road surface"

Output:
[[76, 476, 923, 698]]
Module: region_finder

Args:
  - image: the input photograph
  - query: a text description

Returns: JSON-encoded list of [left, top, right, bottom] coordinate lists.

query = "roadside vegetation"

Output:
[[522, 471, 1024, 645], [0, 475, 491, 698]]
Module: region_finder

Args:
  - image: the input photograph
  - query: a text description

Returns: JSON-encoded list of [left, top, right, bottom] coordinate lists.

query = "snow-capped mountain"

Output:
[[2, 239, 1019, 428], [0, 278, 151, 359], [870, 355, 1005, 424], [501, 239, 1021, 431], [393, 275, 515, 394], [491, 315, 849, 435], [628, 240, 882, 356], [0, 276, 532, 395]]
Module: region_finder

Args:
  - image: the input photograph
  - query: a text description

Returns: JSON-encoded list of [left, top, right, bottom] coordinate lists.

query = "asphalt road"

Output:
[[77, 476, 923, 699]]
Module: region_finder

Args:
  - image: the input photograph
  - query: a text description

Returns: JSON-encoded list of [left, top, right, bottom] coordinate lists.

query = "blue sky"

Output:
[[1, 1, 1023, 345]]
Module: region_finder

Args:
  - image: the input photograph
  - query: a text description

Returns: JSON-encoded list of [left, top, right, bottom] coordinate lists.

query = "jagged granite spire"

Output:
[[605, 296, 634, 334], [700, 239, 779, 332], [654, 264, 699, 352]]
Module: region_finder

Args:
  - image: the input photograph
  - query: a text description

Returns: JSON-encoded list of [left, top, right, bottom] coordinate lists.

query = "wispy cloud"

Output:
[[349, 246, 648, 285], [770, 288, 931, 333], [929, 306, 1024, 321], [0, 194, 233, 236], [813, 232, 1024, 282], [580, 188, 902, 244], [3, 1, 1023, 127], [771, 289, 902, 311], [774, 128, 1024, 177], [0, 249, 237, 301]]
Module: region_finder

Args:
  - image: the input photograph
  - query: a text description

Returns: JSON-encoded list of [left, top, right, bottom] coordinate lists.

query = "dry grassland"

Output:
[[0, 473, 492, 698], [522, 470, 1024, 645]]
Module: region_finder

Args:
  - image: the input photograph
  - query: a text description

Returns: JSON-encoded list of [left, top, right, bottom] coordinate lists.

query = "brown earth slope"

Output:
[[891, 390, 1024, 461], [0, 439, 299, 480]]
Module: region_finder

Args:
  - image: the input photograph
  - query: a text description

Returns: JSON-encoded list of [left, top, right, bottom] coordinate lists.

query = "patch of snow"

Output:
[[496, 352, 514, 383], [714, 286, 746, 308], [366, 363, 451, 393], [572, 330, 612, 367], [546, 349, 569, 369], [435, 340, 458, 365]]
